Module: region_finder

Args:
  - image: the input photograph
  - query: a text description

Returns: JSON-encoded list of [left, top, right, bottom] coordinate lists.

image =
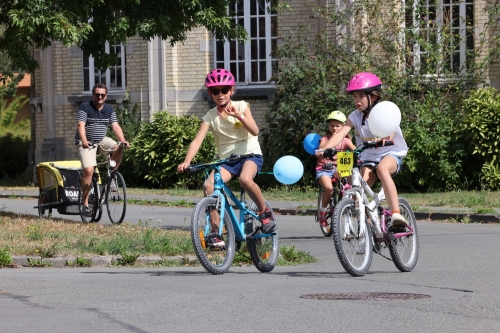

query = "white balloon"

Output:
[[368, 101, 401, 138]]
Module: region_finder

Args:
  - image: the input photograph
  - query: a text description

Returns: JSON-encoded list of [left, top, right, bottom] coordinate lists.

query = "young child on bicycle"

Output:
[[321, 72, 409, 227], [316, 111, 356, 226], [177, 69, 275, 246]]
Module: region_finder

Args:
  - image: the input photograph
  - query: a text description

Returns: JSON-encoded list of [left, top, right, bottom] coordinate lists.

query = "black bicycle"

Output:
[[78, 142, 127, 224]]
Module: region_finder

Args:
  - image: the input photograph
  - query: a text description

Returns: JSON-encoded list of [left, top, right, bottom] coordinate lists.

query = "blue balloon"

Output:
[[303, 133, 321, 154], [273, 155, 304, 185]]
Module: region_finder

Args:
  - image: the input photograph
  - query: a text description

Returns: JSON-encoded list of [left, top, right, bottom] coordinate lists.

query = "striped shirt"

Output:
[[74, 101, 117, 144]]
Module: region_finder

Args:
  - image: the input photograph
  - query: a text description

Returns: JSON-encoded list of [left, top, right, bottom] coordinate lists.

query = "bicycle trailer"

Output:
[[35, 160, 83, 215]]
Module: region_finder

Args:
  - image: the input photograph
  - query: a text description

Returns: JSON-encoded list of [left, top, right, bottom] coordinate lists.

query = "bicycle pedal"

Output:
[[389, 226, 406, 233]]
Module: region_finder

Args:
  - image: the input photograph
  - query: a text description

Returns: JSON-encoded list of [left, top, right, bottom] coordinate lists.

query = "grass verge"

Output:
[[0, 211, 316, 268]]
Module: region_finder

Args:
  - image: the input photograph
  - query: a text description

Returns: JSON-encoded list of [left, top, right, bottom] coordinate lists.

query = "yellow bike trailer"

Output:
[[34, 160, 84, 216]]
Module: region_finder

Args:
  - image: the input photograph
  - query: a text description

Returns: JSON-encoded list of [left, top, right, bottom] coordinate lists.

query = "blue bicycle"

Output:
[[186, 154, 279, 275]]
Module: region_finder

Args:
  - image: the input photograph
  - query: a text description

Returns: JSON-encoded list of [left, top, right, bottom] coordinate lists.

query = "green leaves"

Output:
[[0, 0, 251, 74], [127, 112, 216, 189], [461, 88, 500, 189]]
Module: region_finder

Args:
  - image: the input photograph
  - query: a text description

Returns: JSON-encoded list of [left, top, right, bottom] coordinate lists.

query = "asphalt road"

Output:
[[1, 198, 500, 332]]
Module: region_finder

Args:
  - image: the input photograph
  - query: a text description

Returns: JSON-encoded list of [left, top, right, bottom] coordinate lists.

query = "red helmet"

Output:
[[346, 72, 382, 94], [205, 69, 235, 87]]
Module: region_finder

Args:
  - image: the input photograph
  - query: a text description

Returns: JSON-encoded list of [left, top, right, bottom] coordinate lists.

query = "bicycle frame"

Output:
[[206, 165, 266, 242], [343, 150, 415, 242]]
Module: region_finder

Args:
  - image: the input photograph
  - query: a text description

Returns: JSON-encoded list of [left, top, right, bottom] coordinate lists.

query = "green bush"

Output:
[[127, 111, 217, 189], [460, 88, 500, 189]]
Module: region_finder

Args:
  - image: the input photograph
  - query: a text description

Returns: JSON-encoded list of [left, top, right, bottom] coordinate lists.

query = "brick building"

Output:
[[29, 0, 500, 167]]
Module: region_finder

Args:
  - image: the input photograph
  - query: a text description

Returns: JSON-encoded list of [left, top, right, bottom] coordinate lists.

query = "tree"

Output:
[[0, 0, 278, 80]]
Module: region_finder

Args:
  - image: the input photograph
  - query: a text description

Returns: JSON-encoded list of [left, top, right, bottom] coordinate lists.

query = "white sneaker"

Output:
[[110, 179, 118, 192], [355, 240, 366, 254], [391, 213, 408, 228]]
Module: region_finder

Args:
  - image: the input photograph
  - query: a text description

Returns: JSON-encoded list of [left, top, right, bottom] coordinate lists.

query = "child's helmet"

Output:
[[345, 72, 382, 94], [205, 69, 235, 87], [326, 111, 346, 123]]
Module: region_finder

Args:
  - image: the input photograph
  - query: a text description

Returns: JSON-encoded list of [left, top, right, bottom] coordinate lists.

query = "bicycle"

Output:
[[78, 142, 127, 224], [185, 153, 279, 275], [325, 141, 419, 277], [314, 163, 352, 237]]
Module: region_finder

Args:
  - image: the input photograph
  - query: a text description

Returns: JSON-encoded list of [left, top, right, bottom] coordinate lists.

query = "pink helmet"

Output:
[[205, 69, 235, 87], [345, 72, 382, 94]]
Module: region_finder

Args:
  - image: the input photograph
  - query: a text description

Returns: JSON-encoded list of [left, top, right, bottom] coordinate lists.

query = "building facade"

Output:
[[30, 0, 500, 167]]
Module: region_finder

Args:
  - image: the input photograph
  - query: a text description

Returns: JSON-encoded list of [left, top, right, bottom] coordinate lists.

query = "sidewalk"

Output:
[[1, 189, 500, 223]]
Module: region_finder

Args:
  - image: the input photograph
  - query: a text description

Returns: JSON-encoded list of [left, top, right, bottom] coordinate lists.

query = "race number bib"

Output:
[[337, 152, 354, 177]]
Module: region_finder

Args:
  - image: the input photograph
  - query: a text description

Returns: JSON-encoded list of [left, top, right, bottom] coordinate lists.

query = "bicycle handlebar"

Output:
[[318, 140, 394, 160]]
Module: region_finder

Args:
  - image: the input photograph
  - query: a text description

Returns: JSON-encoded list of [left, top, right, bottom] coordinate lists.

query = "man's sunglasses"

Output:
[[210, 87, 231, 95], [94, 93, 107, 98]]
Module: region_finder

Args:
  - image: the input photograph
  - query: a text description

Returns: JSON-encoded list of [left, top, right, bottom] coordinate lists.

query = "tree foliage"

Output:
[[263, 0, 499, 191], [0, 0, 280, 78]]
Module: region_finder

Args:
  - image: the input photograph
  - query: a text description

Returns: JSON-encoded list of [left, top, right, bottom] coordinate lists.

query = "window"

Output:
[[83, 43, 126, 92], [405, 0, 473, 75], [214, 0, 277, 84]]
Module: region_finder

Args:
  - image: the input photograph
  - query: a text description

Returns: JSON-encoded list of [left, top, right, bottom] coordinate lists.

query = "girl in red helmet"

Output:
[[178, 69, 275, 243], [321, 72, 409, 227]]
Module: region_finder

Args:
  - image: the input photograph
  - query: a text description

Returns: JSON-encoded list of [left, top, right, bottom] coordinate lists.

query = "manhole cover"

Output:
[[301, 292, 430, 301]]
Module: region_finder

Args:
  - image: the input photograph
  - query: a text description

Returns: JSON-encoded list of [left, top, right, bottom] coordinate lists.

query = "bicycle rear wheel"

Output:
[[107, 171, 127, 224], [38, 190, 52, 218], [78, 177, 98, 223], [388, 197, 419, 272], [332, 198, 373, 277], [191, 197, 235, 275], [247, 201, 279, 272]]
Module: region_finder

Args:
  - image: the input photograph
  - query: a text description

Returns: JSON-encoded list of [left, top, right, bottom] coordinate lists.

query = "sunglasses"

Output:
[[94, 93, 107, 98], [210, 87, 231, 95]]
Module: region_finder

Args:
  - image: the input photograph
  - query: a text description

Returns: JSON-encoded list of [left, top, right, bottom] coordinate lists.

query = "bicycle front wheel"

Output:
[[247, 201, 279, 273], [78, 177, 98, 223], [332, 198, 373, 277], [107, 171, 127, 224], [191, 197, 235, 275], [388, 197, 419, 272]]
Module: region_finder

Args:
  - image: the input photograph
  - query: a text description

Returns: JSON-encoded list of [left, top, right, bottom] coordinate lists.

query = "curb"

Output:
[[9, 255, 199, 268]]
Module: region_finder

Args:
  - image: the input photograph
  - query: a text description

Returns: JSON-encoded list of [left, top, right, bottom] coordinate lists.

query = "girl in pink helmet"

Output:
[[178, 69, 275, 244], [321, 72, 409, 227]]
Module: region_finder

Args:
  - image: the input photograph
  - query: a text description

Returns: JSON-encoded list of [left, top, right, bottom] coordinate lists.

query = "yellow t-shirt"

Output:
[[202, 100, 262, 158]]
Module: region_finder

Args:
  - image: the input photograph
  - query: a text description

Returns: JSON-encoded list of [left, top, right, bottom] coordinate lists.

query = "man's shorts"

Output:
[[77, 137, 117, 168]]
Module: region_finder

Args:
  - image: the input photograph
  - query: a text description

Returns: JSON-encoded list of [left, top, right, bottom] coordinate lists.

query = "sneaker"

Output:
[[259, 209, 276, 234], [319, 211, 328, 227], [355, 240, 366, 254], [391, 213, 408, 228], [81, 206, 91, 217], [206, 233, 226, 250]]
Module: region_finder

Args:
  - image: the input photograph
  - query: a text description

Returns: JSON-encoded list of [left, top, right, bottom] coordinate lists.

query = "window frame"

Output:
[[406, 0, 474, 77], [83, 42, 126, 92], [214, 0, 277, 85]]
